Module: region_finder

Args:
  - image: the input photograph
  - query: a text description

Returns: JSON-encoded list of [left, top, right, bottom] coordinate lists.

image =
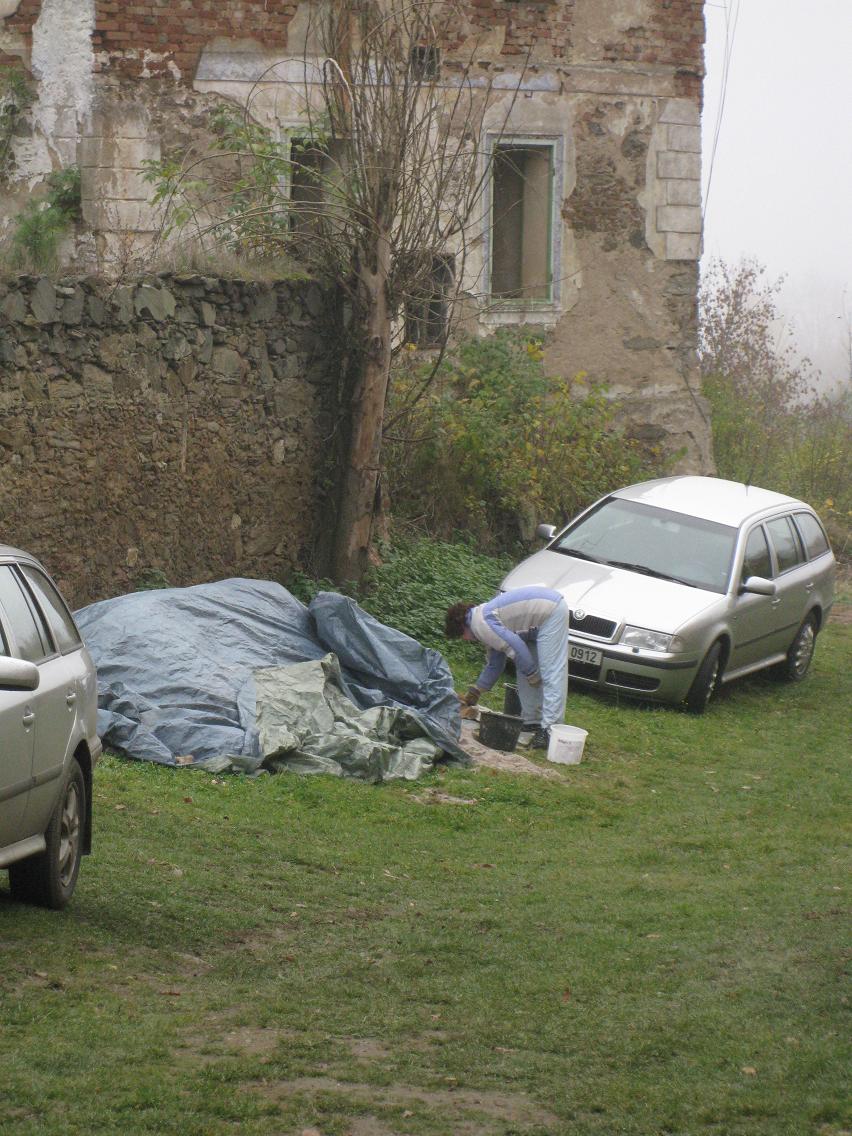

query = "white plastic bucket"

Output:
[[547, 723, 587, 765]]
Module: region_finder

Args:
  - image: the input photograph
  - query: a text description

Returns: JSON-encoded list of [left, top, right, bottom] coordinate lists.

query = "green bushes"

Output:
[[384, 330, 662, 554], [7, 166, 82, 271]]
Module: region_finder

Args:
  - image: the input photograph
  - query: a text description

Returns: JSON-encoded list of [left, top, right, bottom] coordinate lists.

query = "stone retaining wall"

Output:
[[0, 272, 335, 606]]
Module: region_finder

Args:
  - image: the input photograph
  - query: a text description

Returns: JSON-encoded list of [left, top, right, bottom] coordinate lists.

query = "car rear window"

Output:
[[794, 512, 831, 560], [20, 566, 82, 654], [0, 565, 53, 663], [766, 516, 804, 573]]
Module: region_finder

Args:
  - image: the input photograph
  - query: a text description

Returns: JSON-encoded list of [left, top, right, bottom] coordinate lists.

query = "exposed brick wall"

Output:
[[82, 1, 702, 83], [0, 0, 40, 66], [92, 0, 297, 80]]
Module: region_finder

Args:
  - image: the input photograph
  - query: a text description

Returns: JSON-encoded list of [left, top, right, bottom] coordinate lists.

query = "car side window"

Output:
[[766, 515, 804, 574], [794, 512, 830, 560], [0, 565, 53, 663], [20, 566, 82, 653], [742, 526, 772, 581]]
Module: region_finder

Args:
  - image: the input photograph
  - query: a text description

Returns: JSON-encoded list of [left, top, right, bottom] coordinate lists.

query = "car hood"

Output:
[[501, 550, 722, 635]]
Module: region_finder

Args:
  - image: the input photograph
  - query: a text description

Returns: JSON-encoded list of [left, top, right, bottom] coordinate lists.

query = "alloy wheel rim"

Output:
[[58, 782, 81, 887], [792, 622, 815, 677]]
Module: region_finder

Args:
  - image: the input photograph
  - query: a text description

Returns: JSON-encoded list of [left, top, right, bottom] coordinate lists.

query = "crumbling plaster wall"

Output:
[[1, 0, 711, 480]]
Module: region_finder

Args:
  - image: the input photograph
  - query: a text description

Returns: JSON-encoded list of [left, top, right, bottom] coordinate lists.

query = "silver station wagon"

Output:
[[502, 476, 836, 713], [0, 546, 101, 907]]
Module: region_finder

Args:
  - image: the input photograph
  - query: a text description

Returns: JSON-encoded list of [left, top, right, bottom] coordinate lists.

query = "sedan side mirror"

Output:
[[740, 575, 777, 597], [0, 657, 40, 691], [536, 523, 557, 542]]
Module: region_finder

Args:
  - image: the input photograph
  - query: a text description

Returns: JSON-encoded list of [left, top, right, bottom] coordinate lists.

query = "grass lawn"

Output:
[[1, 613, 849, 1135]]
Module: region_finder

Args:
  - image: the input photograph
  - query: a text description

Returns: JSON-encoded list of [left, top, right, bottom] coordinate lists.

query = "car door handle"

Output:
[[805, 582, 815, 592], [66, 691, 77, 708], [22, 710, 35, 727], [771, 597, 782, 607]]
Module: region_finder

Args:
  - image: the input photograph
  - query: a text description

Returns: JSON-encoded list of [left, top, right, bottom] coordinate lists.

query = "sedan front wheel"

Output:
[[685, 641, 723, 715]]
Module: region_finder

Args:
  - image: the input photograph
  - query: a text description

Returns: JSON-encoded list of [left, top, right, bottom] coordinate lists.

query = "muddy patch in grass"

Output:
[[249, 1075, 560, 1133]]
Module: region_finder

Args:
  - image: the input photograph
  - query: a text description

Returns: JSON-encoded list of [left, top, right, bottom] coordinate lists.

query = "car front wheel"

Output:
[[781, 614, 818, 682], [9, 758, 85, 910], [686, 641, 723, 715]]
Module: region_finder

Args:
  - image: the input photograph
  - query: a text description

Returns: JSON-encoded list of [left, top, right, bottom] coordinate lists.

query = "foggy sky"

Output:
[[701, 0, 852, 388]]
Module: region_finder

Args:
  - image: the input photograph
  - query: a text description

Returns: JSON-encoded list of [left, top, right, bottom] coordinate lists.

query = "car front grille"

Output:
[[570, 611, 617, 640], [568, 660, 601, 682]]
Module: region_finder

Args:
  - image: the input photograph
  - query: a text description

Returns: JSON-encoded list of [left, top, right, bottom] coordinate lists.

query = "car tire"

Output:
[[9, 758, 85, 910], [780, 614, 818, 682], [686, 641, 723, 715]]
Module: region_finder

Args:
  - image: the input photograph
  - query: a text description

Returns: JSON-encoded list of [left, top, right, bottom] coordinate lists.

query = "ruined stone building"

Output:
[[0, 1, 711, 601]]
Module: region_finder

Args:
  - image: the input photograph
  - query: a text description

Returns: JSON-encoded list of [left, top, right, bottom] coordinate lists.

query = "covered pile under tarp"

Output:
[[75, 579, 465, 781]]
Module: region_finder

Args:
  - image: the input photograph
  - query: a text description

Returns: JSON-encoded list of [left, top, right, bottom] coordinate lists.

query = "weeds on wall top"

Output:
[[6, 165, 82, 272]]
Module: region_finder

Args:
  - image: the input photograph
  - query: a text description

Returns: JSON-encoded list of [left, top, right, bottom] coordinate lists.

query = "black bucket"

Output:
[[503, 682, 522, 717], [478, 709, 523, 752]]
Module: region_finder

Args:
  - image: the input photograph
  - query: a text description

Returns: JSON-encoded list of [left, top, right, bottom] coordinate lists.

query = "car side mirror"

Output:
[[0, 657, 40, 691], [536, 523, 556, 542], [740, 575, 777, 597]]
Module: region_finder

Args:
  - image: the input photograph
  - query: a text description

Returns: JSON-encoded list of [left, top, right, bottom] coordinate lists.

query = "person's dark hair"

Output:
[[445, 601, 474, 639]]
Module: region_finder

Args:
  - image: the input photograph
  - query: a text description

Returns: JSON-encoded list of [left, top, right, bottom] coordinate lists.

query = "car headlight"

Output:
[[620, 625, 675, 652]]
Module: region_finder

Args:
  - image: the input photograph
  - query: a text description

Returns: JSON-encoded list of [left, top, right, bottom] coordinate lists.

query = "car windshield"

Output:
[[552, 497, 737, 594]]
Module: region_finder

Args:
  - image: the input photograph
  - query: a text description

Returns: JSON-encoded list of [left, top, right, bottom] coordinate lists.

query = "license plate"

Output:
[[569, 643, 602, 667]]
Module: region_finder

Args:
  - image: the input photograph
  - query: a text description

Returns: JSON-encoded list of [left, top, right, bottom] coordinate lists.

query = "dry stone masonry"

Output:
[[0, 274, 335, 605]]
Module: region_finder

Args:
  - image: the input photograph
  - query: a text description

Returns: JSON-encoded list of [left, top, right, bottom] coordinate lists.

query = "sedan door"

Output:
[[0, 675, 35, 847], [763, 515, 812, 658], [728, 524, 779, 674]]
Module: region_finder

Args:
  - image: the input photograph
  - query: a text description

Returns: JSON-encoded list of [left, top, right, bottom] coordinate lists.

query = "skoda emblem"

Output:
[[574, 609, 586, 621]]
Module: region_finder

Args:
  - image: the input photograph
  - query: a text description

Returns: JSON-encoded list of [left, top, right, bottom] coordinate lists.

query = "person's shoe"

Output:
[[530, 726, 550, 751], [517, 723, 538, 747]]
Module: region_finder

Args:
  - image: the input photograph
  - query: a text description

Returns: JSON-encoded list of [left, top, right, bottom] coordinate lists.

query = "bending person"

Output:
[[445, 586, 570, 749]]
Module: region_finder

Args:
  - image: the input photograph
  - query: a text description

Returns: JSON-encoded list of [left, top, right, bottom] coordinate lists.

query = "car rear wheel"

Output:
[[780, 614, 818, 682], [9, 758, 85, 910], [686, 641, 723, 715]]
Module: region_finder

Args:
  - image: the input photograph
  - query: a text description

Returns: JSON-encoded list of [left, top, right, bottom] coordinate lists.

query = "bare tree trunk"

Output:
[[332, 229, 393, 582]]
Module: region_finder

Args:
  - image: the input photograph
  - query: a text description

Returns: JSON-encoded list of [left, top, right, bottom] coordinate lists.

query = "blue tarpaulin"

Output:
[[75, 579, 465, 780]]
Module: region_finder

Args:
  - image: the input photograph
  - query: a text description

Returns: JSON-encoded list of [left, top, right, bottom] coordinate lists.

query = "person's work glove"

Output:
[[526, 670, 542, 687], [458, 685, 482, 706]]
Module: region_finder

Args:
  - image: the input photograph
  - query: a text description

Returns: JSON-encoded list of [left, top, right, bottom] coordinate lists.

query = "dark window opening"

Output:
[[289, 137, 347, 232], [405, 255, 454, 348], [409, 44, 440, 80], [490, 143, 554, 302]]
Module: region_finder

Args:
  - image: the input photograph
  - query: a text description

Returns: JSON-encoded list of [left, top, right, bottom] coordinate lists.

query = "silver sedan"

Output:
[[0, 546, 101, 907], [501, 477, 836, 713]]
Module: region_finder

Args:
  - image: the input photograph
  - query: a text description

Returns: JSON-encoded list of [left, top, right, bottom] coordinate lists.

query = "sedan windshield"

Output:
[[553, 498, 737, 594]]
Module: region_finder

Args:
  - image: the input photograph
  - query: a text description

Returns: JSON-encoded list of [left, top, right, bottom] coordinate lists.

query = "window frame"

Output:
[[792, 510, 831, 561], [19, 565, 83, 656], [483, 132, 563, 312], [765, 514, 806, 576]]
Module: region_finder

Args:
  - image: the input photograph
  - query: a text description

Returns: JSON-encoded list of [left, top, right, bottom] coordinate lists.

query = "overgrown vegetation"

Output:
[[385, 330, 664, 554], [700, 258, 851, 555], [5, 165, 82, 271]]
